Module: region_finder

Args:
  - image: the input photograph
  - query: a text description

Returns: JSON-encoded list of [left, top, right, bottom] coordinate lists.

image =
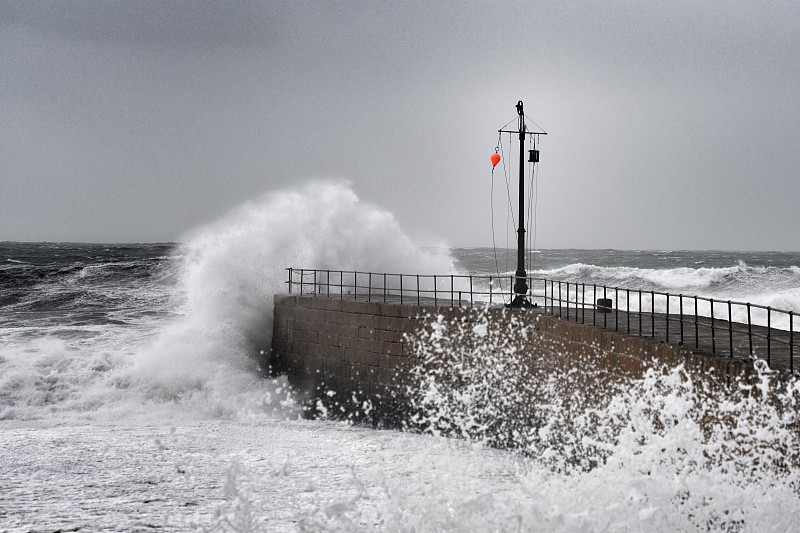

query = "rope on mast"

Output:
[[490, 146, 501, 278]]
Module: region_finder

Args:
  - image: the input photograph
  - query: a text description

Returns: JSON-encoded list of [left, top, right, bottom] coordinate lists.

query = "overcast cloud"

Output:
[[1, 0, 798, 250]]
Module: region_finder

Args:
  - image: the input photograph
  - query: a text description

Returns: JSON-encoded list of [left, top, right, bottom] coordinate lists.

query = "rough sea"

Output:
[[2, 182, 800, 531]]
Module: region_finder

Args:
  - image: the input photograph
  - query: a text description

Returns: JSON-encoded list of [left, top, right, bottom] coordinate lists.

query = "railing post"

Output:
[[566, 283, 570, 321], [383, 273, 387, 303], [728, 300, 733, 358], [559, 282, 563, 317], [354, 272, 358, 300], [666, 294, 670, 344], [530, 274, 534, 302], [767, 307, 772, 365], [679, 294, 684, 346], [615, 287, 619, 332], [416, 274, 420, 306], [626, 288, 630, 334], [368, 272, 372, 301], [313, 270, 317, 295], [638, 290, 642, 335], [603, 286, 608, 328], [543, 278, 547, 309], [593, 284, 597, 326], [451, 275, 454, 307], [747, 303, 752, 356], [400, 274, 404, 305], [582, 283, 586, 324], [299, 269, 305, 295], [790, 311, 794, 373], [288, 268, 293, 294], [489, 276, 493, 305], [340, 270, 344, 299], [470, 276, 474, 307], [710, 298, 716, 354], [694, 296, 699, 348], [434, 275, 438, 307], [651, 291, 655, 338]]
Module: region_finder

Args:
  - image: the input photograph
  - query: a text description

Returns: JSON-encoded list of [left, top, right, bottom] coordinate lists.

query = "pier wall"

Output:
[[270, 294, 752, 420]]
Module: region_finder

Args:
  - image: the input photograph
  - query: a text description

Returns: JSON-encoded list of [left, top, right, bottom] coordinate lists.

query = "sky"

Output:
[[1, 0, 799, 251]]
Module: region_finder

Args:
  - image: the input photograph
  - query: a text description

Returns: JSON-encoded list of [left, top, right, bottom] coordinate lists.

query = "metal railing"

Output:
[[287, 268, 533, 307], [285, 268, 798, 372]]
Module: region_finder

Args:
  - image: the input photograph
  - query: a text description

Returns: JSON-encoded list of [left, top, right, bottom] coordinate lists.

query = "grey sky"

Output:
[[2, 1, 798, 250]]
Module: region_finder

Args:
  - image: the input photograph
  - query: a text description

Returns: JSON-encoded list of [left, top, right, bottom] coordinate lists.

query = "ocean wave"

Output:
[[538, 261, 800, 299]]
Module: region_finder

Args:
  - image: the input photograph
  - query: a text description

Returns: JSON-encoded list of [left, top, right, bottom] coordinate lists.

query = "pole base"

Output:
[[506, 295, 537, 309]]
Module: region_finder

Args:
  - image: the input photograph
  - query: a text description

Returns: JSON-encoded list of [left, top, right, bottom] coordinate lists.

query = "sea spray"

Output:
[[403, 309, 631, 470], [389, 308, 800, 531], [130, 181, 455, 414], [0, 181, 455, 422], [276, 309, 800, 531]]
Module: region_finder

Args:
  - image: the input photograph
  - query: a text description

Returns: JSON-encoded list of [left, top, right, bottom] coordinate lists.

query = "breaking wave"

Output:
[[0, 181, 455, 423]]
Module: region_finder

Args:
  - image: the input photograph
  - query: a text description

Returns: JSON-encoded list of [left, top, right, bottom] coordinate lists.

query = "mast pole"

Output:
[[511, 100, 531, 308]]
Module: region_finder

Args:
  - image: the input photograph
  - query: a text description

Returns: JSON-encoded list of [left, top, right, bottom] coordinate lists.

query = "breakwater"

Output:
[[270, 294, 755, 426], [285, 268, 798, 371]]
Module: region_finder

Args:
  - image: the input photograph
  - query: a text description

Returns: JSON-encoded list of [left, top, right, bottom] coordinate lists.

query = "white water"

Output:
[[2, 181, 799, 531], [0, 181, 455, 424], [540, 262, 800, 314]]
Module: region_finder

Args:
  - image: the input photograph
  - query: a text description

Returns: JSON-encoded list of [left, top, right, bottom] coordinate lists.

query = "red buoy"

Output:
[[490, 152, 501, 167]]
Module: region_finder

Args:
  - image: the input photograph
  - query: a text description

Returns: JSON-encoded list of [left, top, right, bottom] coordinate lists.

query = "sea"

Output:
[[2, 182, 800, 531]]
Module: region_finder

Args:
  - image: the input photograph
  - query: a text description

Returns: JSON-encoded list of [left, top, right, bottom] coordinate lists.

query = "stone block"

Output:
[[336, 299, 361, 314], [347, 300, 378, 315], [343, 324, 361, 338], [303, 308, 327, 324], [314, 297, 344, 311], [377, 302, 403, 318], [293, 340, 309, 357], [384, 341, 403, 356], [295, 296, 314, 308], [372, 329, 399, 343], [298, 329, 319, 345], [359, 351, 379, 367], [348, 337, 380, 354], [357, 325, 375, 339]]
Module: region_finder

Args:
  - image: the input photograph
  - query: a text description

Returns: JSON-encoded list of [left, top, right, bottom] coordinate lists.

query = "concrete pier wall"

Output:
[[270, 294, 752, 421]]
